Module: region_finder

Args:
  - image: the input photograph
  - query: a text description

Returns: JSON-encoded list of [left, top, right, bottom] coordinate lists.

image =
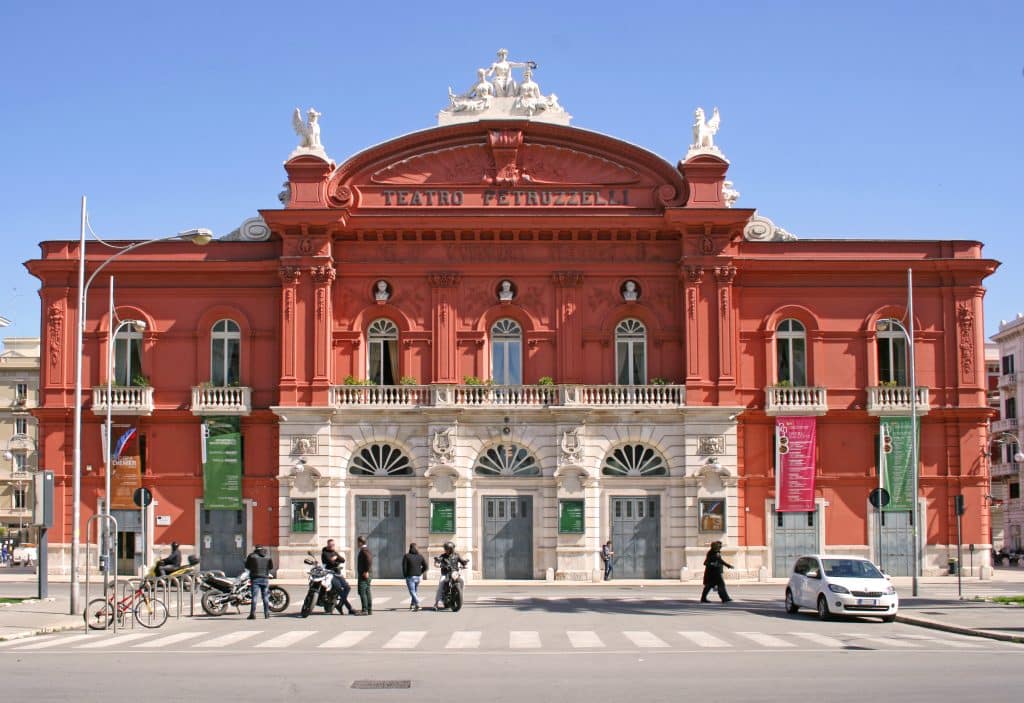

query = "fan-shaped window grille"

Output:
[[349, 443, 413, 476], [474, 444, 540, 476], [601, 444, 667, 476], [491, 318, 522, 385], [615, 318, 647, 385]]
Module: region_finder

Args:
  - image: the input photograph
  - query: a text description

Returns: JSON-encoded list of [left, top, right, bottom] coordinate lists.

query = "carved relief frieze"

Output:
[[429, 426, 457, 467], [558, 427, 585, 466], [551, 271, 584, 287], [957, 302, 975, 377], [487, 129, 525, 186], [291, 435, 319, 456], [47, 302, 63, 369], [697, 435, 726, 456]]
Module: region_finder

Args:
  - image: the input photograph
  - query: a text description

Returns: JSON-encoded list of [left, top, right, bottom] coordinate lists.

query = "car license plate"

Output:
[[857, 598, 876, 606]]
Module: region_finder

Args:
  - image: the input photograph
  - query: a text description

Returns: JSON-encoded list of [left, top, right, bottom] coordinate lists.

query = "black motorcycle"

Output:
[[200, 570, 290, 616], [300, 554, 342, 617], [434, 556, 468, 612]]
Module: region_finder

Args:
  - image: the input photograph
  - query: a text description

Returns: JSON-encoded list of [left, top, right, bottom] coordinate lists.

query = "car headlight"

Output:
[[886, 585, 896, 595], [828, 584, 850, 594]]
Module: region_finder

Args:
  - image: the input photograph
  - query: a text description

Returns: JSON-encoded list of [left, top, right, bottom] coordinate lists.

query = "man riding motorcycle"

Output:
[[321, 539, 356, 615], [433, 541, 468, 610], [156, 542, 182, 577]]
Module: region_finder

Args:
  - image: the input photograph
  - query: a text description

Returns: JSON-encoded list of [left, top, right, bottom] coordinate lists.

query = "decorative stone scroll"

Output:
[[743, 212, 797, 242], [221, 216, 272, 242]]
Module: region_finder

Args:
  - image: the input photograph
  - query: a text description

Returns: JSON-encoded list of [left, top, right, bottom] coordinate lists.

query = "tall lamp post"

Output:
[[69, 195, 211, 614]]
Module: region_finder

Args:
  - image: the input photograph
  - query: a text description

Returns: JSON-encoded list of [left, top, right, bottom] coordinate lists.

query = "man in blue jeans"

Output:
[[401, 543, 428, 611], [601, 541, 615, 581], [245, 545, 274, 619]]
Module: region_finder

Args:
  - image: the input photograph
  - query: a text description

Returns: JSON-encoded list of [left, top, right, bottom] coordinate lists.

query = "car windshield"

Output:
[[821, 559, 883, 579]]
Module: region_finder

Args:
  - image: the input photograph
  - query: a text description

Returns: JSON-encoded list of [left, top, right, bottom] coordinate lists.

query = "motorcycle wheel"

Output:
[[268, 586, 290, 613], [85, 598, 114, 630], [300, 591, 315, 618], [201, 590, 230, 616], [449, 587, 463, 613]]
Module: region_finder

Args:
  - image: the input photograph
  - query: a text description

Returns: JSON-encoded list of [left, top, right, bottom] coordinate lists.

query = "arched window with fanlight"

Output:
[[601, 444, 668, 476], [776, 319, 806, 386], [348, 443, 413, 476], [114, 326, 145, 386], [491, 318, 522, 385], [211, 319, 241, 386], [615, 319, 646, 385], [474, 443, 540, 476], [368, 318, 399, 385], [876, 318, 908, 385]]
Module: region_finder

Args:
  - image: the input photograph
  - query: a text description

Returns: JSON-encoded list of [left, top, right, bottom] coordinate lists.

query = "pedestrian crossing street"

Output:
[[2, 626, 1018, 653]]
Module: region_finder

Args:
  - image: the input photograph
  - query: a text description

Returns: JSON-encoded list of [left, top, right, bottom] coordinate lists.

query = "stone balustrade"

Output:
[[866, 386, 930, 415], [191, 386, 252, 415], [764, 385, 828, 416], [91, 386, 154, 416]]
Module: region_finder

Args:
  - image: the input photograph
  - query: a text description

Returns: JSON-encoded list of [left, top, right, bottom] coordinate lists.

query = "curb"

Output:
[[895, 614, 1024, 644], [0, 622, 85, 643]]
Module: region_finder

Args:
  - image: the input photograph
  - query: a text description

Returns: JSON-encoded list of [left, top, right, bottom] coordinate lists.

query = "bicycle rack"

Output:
[[85, 514, 118, 634], [120, 579, 141, 630]]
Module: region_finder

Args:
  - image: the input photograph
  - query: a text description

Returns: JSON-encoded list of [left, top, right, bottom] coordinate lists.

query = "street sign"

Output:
[[133, 487, 153, 508], [868, 487, 891, 509]]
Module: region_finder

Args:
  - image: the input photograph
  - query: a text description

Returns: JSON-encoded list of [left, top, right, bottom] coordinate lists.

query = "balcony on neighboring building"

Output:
[[992, 417, 1019, 434], [328, 384, 686, 410], [764, 385, 829, 416], [191, 386, 253, 416], [866, 386, 930, 415], [91, 386, 154, 416], [990, 461, 1020, 479], [999, 372, 1017, 389]]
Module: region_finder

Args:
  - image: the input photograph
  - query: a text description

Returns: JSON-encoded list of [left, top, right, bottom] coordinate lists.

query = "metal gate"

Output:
[[610, 496, 661, 579], [201, 507, 246, 576], [355, 496, 406, 579], [879, 510, 915, 576], [482, 496, 533, 579], [772, 506, 820, 577]]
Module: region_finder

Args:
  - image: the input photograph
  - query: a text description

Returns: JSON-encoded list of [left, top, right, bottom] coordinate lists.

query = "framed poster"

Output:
[[291, 499, 316, 533], [699, 499, 726, 532], [558, 500, 585, 533], [430, 500, 455, 533]]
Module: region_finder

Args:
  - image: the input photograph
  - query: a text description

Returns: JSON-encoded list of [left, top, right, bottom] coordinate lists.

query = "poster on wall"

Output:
[[291, 499, 316, 533], [430, 500, 455, 533], [558, 500, 585, 533], [699, 499, 726, 532], [879, 416, 916, 511], [109, 427, 141, 509], [775, 416, 817, 512], [202, 417, 242, 510]]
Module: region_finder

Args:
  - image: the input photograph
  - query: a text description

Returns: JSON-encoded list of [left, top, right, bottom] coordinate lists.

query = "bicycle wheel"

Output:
[[134, 597, 169, 628], [84, 598, 115, 630]]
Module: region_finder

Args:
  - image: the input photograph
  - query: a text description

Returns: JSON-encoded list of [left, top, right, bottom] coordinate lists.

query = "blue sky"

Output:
[[1, 1, 1021, 339]]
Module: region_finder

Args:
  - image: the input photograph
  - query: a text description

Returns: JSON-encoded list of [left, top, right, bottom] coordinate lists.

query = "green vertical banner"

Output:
[[203, 417, 242, 510], [880, 416, 916, 511]]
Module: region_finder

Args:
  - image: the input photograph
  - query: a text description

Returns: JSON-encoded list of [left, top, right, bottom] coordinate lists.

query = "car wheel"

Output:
[[785, 589, 799, 614], [881, 614, 896, 623], [816, 595, 831, 620]]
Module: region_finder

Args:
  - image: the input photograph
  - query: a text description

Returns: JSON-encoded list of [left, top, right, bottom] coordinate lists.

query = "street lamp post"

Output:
[[69, 195, 211, 615]]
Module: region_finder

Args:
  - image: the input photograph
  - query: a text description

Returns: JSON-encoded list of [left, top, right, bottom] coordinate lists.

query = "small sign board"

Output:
[[699, 499, 726, 532], [291, 499, 316, 533], [155, 515, 171, 526], [430, 500, 456, 533], [558, 500, 585, 533], [32, 471, 54, 528]]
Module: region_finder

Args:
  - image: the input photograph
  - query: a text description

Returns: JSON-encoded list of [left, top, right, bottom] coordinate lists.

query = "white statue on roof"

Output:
[[448, 69, 495, 113], [289, 107, 329, 161], [686, 106, 725, 160]]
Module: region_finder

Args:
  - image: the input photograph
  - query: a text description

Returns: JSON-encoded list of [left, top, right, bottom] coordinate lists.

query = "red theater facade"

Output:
[[29, 80, 997, 580]]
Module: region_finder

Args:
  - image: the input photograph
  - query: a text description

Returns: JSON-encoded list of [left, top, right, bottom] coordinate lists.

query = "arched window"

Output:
[[776, 319, 806, 386], [349, 443, 413, 476], [615, 319, 646, 385], [601, 444, 668, 476], [368, 319, 399, 385], [876, 319, 908, 385], [211, 319, 241, 386], [491, 319, 522, 385], [114, 326, 145, 386], [474, 444, 540, 476]]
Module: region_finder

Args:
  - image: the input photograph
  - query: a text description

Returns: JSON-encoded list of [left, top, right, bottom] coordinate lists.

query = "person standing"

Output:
[[402, 543, 428, 611], [356, 536, 373, 615], [700, 541, 733, 603], [244, 545, 275, 619], [601, 541, 615, 581], [321, 539, 356, 615]]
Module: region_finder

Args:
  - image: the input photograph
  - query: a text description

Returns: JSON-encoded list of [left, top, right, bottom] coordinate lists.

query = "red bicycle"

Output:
[[84, 583, 168, 630]]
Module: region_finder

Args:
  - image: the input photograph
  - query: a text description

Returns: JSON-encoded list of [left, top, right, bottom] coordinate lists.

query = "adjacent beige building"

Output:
[[1, 338, 39, 544], [991, 317, 1023, 553]]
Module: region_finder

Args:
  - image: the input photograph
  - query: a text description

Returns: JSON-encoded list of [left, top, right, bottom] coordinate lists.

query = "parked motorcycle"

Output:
[[200, 569, 290, 615], [434, 556, 468, 612], [300, 553, 342, 617]]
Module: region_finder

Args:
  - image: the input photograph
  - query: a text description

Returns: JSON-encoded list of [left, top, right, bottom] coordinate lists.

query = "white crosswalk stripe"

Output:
[[13, 635, 93, 650], [318, 630, 371, 648], [2, 635, 56, 649], [787, 632, 846, 648], [509, 630, 541, 648], [255, 630, 317, 648], [194, 630, 263, 648], [373, 597, 392, 606], [567, 631, 605, 648], [623, 631, 669, 648], [446, 631, 481, 649], [136, 632, 208, 648], [889, 633, 981, 649], [842, 633, 922, 648], [383, 630, 426, 649], [75, 633, 153, 648], [736, 632, 796, 648], [677, 630, 731, 648]]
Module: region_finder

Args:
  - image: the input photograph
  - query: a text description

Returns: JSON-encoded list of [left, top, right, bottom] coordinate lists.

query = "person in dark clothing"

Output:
[[402, 543, 428, 611], [433, 541, 469, 610], [244, 545, 275, 619], [356, 536, 373, 615], [321, 539, 356, 615], [700, 540, 733, 603], [157, 542, 182, 577], [601, 541, 615, 581]]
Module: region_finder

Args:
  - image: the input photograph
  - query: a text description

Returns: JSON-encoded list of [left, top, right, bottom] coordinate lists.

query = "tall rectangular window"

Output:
[[13, 486, 26, 508], [1003, 355, 1016, 374], [14, 417, 27, 435], [15, 382, 27, 401]]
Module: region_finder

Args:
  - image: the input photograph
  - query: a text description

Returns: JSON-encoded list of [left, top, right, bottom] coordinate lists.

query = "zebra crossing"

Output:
[[3, 626, 1016, 653]]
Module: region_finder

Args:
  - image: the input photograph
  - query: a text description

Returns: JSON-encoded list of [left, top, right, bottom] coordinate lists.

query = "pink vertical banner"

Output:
[[775, 416, 817, 512]]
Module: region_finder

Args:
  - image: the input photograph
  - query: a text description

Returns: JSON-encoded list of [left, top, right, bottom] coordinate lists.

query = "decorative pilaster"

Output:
[[683, 265, 704, 383], [279, 266, 302, 388], [310, 265, 336, 392], [552, 271, 584, 383], [714, 265, 737, 393], [428, 273, 461, 383]]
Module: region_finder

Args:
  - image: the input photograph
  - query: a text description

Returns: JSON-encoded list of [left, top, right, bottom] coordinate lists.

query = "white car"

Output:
[[785, 555, 898, 622], [12, 543, 37, 566]]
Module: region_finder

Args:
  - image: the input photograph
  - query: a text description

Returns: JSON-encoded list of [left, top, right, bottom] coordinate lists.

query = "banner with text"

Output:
[[203, 417, 242, 510], [775, 416, 817, 512], [880, 416, 916, 512]]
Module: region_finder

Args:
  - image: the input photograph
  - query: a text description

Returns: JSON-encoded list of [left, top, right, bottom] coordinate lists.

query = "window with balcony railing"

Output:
[[776, 318, 807, 386], [13, 486, 26, 508], [1003, 354, 1016, 375], [491, 318, 523, 386], [211, 319, 241, 386], [114, 326, 145, 386], [877, 318, 908, 385], [15, 382, 27, 402], [368, 318, 399, 386], [615, 318, 646, 385]]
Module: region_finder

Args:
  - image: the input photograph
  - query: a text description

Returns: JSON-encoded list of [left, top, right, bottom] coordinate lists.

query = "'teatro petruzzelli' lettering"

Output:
[[378, 189, 631, 207]]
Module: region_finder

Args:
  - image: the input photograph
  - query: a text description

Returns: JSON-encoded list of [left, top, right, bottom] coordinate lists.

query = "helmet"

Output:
[[443, 541, 455, 553]]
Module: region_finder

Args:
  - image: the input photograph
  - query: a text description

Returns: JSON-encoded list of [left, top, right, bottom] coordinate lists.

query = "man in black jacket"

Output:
[[700, 540, 734, 603], [356, 536, 373, 615], [401, 543, 428, 611], [244, 545, 275, 619], [321, 539, 356, 615], [157, 542, 182, 577]]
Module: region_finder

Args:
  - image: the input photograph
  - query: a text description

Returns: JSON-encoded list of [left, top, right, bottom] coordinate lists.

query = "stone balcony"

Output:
[[999, 372, 1017, 390], [91, 386, 154, 416], [992, 417, 1019, 435], [328, 384, 686, 409], [990, 461, 1020, 479], [866, 386, 930, 416], [191, 386, 252, 416], [764, 385, 828, 416]]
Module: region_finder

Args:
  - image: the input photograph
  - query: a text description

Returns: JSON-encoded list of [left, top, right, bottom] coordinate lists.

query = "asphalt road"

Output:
[[2, 586, 1022, 702]]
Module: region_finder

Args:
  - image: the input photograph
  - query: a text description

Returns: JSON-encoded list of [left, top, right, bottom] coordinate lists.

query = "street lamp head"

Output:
[[177, 228, 214, 246], [129, 319, 147, 332]]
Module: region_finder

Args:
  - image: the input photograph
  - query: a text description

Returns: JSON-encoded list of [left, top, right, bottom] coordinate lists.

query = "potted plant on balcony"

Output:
[[399, 376, 419, 385], [463, 375, 491, 386], [343, 375, 376, 386], [650, 377, 670, 386], [773, 380, 793, 388], [537, 376, 555, 386], [131, 373, 151, 387]]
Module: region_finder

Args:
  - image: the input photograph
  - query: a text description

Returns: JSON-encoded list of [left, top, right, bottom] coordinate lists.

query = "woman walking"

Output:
[[700, 540, 734, 603], [402, 543, 428, 611]]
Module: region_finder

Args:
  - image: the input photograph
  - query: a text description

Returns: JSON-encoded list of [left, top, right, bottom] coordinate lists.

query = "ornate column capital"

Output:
[[279, 265, 302, 284], [683, 265, 705, 284], [714, 265, 737, 283], [310, 264, 336, 285]]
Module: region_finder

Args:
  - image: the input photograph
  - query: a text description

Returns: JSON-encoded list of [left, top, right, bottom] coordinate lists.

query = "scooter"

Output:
[[300, 553, 343, 617], [200, 569, 290, 615]]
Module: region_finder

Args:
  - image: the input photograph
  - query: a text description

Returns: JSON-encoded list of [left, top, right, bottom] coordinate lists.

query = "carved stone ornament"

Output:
[[427, 272, 460, 288], [289, 460, 322, 494], [558, 427, 585, 466], [694, 459, 734, 488], [279, 266, 302, 284], [686, 107, 726, 161], [289, 107, 330, 161], [311, 265, 336, 285], [697, 435, 726, 456], [957, 302, 975, 377], [291, 435, 318, 456], [743, 212, 797, 242], [430, 427, 457, 466], [47, 303, 63, 368], [220, 216, 272, 242], [722, 180, 740, 208]]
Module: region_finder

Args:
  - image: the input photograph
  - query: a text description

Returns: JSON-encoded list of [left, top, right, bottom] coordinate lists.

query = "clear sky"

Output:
[[1, 1, 1021, 340]]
